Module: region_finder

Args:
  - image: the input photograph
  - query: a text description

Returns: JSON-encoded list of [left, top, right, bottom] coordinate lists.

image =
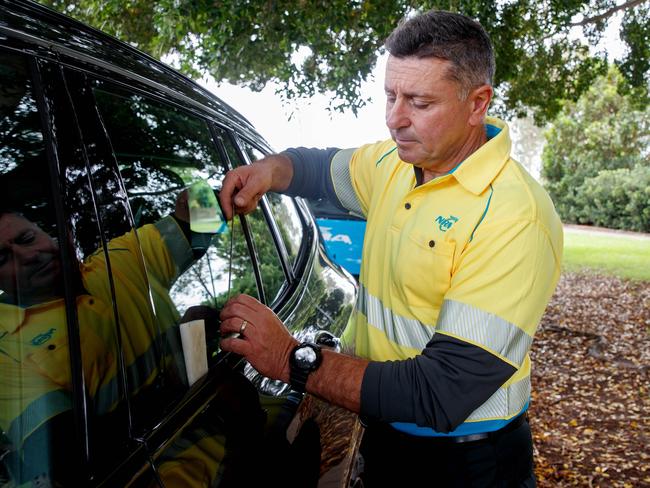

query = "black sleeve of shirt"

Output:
[[282, 147, 341, 201], [170, 214, 210, 259], [360, 334, 517, 433]]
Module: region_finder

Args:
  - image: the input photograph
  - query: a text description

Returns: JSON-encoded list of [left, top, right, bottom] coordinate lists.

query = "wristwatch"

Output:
[[289, 342, 322, 393]]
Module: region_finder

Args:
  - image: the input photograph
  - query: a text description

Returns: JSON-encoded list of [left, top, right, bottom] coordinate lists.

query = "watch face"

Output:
[[294, 346, 318, 368]]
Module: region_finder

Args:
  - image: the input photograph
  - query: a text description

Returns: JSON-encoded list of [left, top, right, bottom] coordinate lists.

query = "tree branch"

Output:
[[128, 186, 184, 197], [184, 264, 214, 300], [569, 0, 648, 27]]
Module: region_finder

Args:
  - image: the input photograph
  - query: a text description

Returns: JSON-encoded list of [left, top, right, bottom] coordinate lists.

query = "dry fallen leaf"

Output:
[[530, 271, 650, 487]]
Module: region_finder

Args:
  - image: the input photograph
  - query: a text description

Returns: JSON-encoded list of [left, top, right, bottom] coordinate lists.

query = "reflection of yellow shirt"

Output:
[[0, 216, 193, 468]]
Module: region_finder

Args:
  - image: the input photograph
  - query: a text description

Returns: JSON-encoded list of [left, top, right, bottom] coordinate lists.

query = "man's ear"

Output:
[[468, 84, 493, 126]]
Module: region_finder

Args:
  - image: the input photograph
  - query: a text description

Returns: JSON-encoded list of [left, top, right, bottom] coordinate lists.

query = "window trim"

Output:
[[29, 54, 92, 478], [229, 135, 294, 282], [233, 136, 317, 301], [210, 125, 288, 306]]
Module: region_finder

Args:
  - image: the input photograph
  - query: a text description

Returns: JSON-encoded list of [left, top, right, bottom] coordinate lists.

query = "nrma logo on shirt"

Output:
[[435, 215, 459, 232], [31, 328, 56, 346]]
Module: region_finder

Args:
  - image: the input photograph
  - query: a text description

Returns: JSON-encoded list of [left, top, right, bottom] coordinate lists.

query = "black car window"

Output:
[[238, 141, 305, 269], [0, 50, 78, 487], [89, 83, 260, 431], [217, 132, 287, 305]]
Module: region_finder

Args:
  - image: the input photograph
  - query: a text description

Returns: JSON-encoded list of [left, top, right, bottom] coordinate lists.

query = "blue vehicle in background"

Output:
[[307, 198, 366, 279]]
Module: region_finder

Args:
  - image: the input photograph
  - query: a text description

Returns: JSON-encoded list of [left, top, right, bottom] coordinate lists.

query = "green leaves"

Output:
[[542, 65, 650, 230], [618, 2, 650, 88], [576, 165, 650, 232], [42, 0, 649, 121]]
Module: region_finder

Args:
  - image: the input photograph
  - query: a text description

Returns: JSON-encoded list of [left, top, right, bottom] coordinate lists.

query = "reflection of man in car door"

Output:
[[0, 212, 63, 306], [0, 190, 207, 485]]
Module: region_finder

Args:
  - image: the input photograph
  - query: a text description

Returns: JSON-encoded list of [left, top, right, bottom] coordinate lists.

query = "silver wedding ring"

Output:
[[239, 320, 248, 335]]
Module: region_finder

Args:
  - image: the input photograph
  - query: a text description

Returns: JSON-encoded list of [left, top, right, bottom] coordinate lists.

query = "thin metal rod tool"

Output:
[[226, 201, 235, 302]]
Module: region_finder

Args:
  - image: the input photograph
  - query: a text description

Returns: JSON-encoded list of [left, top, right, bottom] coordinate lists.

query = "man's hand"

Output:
[[219, 154, 293, 220], [219, 294, 298, 383]]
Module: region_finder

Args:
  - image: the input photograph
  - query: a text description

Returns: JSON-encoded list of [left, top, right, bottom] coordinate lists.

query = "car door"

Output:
[[1, 4, 360, 487], [67, 68, 286, 486], [0, 46, 161, 487]]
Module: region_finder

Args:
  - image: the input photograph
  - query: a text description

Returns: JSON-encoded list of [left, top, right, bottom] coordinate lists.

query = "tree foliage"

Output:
[[43, 0, 649, 122], [541, 65, 650, 231], [576, 165, 650, 231]]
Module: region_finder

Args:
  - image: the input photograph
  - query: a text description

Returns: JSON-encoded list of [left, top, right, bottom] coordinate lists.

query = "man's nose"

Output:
[[385, 98, 410, 130], [13, 245, 40, 264]]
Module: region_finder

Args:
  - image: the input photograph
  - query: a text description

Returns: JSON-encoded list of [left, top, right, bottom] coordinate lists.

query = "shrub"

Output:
[[574, 164, 650, 232], [541, 66, 649, 229]]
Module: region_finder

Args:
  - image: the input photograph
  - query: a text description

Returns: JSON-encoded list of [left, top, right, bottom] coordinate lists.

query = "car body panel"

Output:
[[0, 1, 359, 486]]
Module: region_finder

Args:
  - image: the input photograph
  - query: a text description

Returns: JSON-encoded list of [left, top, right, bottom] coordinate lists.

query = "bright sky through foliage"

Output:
[[199, 13, 626, 154]]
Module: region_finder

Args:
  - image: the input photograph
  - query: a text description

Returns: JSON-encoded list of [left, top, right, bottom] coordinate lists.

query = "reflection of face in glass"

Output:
[[0, 212, 62, 304]]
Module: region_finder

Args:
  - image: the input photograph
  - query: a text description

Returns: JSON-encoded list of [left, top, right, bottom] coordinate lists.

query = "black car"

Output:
[[0, 1, 358, 486]]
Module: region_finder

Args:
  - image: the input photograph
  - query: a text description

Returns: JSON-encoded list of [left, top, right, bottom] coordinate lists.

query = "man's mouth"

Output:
[[31, 259, 58, 279], [393, 133, 417, 145]]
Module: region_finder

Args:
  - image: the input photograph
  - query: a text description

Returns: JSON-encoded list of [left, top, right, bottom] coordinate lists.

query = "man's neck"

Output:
[[421, 127, 488, 184]]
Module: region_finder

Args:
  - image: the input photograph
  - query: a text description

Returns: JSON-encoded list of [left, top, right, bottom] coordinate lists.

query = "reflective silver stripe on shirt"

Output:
[[154, 215, 194, 277], [356, 284, 434, 350], [7, 389, 71, 445], [330, 148, 364, 218], [466, 375, 530, 421], [355, 287, 531, 421], [437, 299, 532, 366]]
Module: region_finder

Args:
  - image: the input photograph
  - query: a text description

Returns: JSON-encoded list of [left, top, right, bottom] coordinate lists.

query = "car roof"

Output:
[[0, 0, 271, 149]]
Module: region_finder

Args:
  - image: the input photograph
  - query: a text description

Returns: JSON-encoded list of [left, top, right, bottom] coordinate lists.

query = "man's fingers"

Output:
[[232, 293, 264, 308], [220, 161, 279, 218], [232, 184, 262, 212], [219, 172, 242, 220], [220, 294, 264, 320], [219, 335, 250, 356], [219, 171, 263, 218], [219, 317, 247, 335]]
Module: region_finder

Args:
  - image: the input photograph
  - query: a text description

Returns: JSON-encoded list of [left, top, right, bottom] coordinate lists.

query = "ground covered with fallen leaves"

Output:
[[531, 271, 650, 487]]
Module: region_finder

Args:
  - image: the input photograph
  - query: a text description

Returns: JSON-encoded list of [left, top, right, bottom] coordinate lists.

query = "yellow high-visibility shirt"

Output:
[[334, 117, 563, 425], [0, 216, 193, 464]]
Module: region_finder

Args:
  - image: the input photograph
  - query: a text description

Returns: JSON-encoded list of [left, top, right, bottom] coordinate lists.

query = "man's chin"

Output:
[[395, 146, 422, 165], [28, 271, 64, 300]]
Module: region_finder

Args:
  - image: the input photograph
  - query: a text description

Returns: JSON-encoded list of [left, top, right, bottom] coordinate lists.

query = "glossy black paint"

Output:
[[0, 1, 358, 486], [0, 0, 259, 142]]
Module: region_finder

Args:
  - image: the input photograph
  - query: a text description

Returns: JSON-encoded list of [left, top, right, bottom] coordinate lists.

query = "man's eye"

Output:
[[412, 100, 430, 109], [16, 231, 36, 244]]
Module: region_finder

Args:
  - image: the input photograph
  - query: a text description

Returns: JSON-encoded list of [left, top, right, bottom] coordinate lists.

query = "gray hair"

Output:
[[385, 10, 495, 99]]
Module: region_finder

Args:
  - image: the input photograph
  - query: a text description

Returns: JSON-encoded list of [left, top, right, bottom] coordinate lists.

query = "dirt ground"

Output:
[[531, 271, 650, 487]]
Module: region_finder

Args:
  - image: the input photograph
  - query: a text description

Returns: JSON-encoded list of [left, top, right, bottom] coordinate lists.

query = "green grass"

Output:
[[562, 228, 650, 281]]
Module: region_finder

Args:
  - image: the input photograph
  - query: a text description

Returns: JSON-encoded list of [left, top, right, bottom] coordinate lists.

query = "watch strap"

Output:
[[289, 362, 310, 393]]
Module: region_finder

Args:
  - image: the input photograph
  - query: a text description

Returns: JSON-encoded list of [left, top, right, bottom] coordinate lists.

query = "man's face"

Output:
[[384, 55, 478, 173], [0, 213, 62, 302]]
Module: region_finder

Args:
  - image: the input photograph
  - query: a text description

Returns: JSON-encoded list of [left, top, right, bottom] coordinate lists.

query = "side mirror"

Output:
[[187, 179, 227, 235]]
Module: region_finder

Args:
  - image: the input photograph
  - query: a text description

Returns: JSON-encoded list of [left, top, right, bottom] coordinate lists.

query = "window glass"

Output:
[[0, 50, 76, 486], [239, 142, 305, 267], [219, 134, 286, 304], [92, 83, 259, 374]]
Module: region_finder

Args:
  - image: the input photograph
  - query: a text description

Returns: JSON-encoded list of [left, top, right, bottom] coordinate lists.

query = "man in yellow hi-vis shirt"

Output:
[[218, 9, 562, 487]]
